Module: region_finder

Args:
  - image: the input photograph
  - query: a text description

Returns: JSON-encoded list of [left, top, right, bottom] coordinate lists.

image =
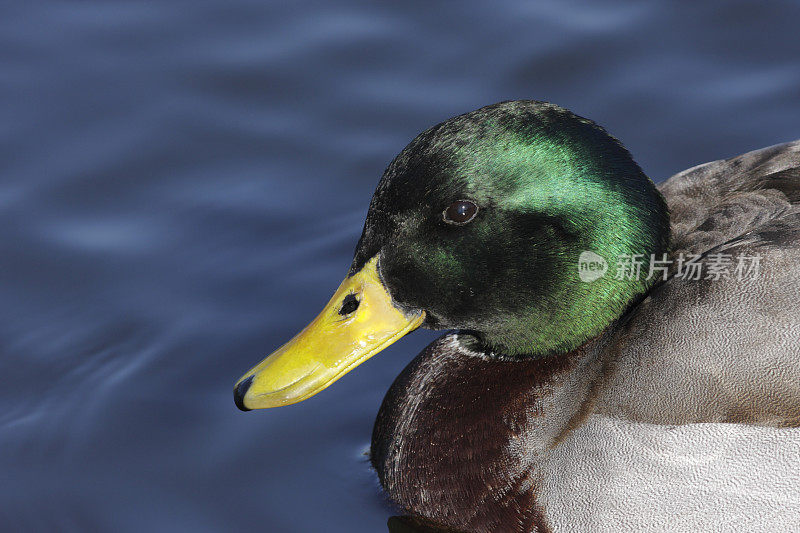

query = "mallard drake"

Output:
[[234, 101, 800, 532]]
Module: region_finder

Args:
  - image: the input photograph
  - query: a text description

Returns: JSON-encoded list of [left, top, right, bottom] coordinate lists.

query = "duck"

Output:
[[233, 101, 800, 532]]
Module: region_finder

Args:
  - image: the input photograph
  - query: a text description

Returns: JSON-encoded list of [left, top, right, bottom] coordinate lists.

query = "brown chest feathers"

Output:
[[371, 333, 605, 533]]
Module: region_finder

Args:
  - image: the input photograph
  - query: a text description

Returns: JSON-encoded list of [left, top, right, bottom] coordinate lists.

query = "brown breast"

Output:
[[370, 333, 597, 533]]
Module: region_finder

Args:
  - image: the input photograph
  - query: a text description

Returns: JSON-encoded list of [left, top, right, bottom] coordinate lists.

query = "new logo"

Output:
[[578, 251, 608, 282]]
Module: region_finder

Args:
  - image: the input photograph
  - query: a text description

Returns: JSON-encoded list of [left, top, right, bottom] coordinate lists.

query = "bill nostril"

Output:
[[233, 376, 254, 411], [339, 293, 360, 316]]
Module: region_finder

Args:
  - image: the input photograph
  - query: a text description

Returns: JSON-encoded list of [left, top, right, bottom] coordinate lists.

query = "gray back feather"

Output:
[[598, 140, 800, 427]]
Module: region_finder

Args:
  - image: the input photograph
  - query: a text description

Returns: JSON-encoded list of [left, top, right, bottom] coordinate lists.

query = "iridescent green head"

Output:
[[234, 100, 671, 410], [352, 100, 669, 357]]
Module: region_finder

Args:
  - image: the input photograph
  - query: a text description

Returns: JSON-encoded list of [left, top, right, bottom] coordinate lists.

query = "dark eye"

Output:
[[443, 200, 479, 225]]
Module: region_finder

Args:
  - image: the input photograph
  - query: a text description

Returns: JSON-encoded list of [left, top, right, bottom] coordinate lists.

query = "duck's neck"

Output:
[[371, 332, 609, 533]]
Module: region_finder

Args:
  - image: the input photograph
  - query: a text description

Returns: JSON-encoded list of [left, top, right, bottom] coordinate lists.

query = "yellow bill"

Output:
[[234, 256, 425, 410]]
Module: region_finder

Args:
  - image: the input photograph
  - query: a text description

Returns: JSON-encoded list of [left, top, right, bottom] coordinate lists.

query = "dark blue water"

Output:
[[2, 1, 799, 531]]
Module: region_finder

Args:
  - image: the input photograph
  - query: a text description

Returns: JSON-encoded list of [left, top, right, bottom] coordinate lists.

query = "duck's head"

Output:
[[234, 100, 669, 410]]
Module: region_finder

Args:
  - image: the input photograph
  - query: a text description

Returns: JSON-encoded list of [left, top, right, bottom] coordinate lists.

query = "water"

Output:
[[1, 1, 799, 531]]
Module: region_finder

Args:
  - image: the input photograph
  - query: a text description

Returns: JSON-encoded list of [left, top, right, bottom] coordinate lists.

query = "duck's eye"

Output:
[[443, 200, 479, 225], [339, 293, 360, 316]]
